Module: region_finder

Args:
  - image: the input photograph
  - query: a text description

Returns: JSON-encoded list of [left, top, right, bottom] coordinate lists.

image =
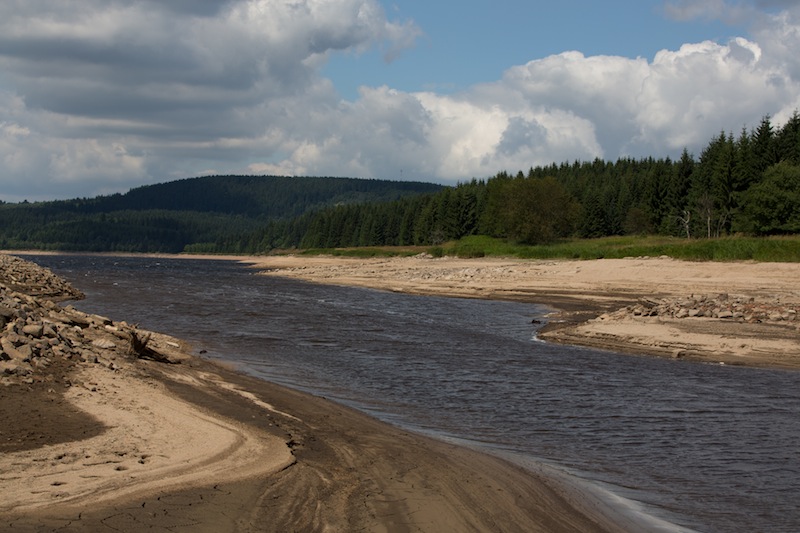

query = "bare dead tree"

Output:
[[677, 209, 692, 239]]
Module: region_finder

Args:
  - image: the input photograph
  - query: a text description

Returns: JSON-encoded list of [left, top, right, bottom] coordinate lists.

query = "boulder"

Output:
[[22, 323, 44, 338], [1, 338, 28, 362]]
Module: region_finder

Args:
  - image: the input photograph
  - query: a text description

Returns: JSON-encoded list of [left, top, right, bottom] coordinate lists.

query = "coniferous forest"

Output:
[[1, 114, 799, 254]]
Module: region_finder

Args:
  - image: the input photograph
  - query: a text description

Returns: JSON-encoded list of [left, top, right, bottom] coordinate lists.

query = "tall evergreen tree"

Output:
[[752, 115, 778, 173], [663, 149, 695, 235], [712, 132, 736, 234], [645, 157, 671, 232], [776, 110, 800, 165]]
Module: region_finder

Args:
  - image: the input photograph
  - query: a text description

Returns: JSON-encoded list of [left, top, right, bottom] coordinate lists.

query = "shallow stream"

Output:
[[31, 254, 800, 533]]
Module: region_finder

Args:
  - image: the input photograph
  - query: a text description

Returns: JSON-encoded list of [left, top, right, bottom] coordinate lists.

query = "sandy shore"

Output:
[[2, 252, 631, 532], [250, 254, 800, 369], [2, 342, 627, 533]]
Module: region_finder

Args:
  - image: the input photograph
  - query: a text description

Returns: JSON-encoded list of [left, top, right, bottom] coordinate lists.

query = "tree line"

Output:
[[246, 113, 799, 251]]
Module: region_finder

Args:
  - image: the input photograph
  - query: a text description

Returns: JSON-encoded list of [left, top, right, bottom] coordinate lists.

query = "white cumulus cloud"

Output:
[[0, 0, 799, 200]]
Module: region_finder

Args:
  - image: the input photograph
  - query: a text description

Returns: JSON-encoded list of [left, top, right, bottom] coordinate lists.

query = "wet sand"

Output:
[[2, 344, 627, 532]]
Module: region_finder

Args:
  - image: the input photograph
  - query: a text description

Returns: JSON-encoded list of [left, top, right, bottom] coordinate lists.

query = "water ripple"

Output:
[[32, 254, 800, 533]]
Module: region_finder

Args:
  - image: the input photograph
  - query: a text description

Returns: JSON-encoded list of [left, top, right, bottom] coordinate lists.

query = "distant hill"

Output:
[[0, 175, 445, 253], [80, 175, 445, 218]]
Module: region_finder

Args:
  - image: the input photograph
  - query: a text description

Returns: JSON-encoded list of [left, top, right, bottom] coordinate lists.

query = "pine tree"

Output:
[[753, 115, 778, 173], [776, 110, 800, 165]]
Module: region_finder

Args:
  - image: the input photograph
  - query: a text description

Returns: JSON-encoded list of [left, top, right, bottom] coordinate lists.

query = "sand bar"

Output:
[[250, 254, 800, 369]]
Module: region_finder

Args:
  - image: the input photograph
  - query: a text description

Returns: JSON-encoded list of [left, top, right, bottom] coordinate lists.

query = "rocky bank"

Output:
[[598, 293, 799, 324], [0, 253, 182, 386]]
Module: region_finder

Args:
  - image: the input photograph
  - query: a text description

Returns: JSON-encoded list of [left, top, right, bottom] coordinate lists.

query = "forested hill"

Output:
[[0, 175, 444, 253], [89, 175, 444, 218]]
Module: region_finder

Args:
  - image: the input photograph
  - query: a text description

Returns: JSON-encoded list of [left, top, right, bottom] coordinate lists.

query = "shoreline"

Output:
[[4, 250, 799, 531], [2, 252, 632, 532], [14, 250, 797, 369], [246, 254, 800, 370]]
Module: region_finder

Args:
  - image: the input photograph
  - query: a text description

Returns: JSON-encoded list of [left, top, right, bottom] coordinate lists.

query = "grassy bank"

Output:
[[292, 235, 800, 262]]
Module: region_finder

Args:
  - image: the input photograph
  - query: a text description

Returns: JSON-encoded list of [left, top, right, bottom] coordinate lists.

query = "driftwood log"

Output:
[[128, 330, 177, 364]]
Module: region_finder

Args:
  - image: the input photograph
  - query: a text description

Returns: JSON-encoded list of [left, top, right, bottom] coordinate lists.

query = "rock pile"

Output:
[[1, 253, 177, 385], [0, 254, 84, 301], [598, 294, 799, 325]]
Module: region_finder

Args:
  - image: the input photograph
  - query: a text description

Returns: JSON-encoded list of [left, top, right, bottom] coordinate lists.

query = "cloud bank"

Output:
[[1, 0, 799, 200]]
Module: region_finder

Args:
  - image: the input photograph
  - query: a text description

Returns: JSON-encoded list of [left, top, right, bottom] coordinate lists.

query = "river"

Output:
[[28, 254, 800, 533]]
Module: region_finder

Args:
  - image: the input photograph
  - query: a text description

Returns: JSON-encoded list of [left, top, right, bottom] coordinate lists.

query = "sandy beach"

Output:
[[2, 251, 799, 531]]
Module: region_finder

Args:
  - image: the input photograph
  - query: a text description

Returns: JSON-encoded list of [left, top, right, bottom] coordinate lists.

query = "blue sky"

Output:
[[326, 1, 744, 99], [1, 0, 799, 201]]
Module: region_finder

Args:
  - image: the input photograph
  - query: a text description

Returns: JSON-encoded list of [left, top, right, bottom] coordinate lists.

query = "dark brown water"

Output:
[[31, 254, 800, 533]]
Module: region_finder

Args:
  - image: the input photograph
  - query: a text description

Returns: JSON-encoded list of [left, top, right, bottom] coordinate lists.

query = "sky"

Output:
[[2, 1, 800, 201]]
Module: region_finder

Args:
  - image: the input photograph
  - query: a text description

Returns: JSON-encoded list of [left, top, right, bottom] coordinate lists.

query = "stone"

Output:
[[0, 360, 32, 375], [1, 338, 28, 362], [1, 360, 21, 375], [17, 343, 33, 360], [92, 338, 117, 349], [22, 323, 44, 338], [93, 314, 112, 326]]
